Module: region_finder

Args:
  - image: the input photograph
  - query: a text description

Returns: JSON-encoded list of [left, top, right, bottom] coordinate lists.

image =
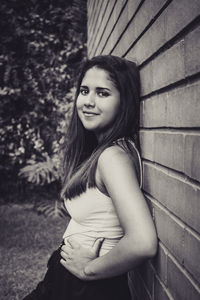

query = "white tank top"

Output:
[[63, 141, 142, 256]]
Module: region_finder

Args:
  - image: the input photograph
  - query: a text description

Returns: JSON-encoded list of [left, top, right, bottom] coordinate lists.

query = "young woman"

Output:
[[24, 55, 157, 300]]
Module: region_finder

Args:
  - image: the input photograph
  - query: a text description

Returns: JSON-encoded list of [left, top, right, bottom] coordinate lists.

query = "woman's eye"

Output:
[[98, 91, 110, 97], [80, 89, 88, 95]]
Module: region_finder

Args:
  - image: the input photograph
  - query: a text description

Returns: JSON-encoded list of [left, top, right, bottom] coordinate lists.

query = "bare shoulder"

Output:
[[98, 145, 132, 169], [97, 145, 137, 183]]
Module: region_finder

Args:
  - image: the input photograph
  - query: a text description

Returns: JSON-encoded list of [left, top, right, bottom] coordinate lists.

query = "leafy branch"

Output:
[[0, 0, 87, 201]]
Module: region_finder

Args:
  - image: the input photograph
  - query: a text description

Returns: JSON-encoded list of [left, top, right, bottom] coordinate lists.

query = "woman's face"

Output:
[[76, 67, 120, 141]]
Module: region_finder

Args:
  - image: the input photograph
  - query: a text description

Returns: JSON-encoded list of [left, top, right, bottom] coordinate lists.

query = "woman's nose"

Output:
[[84, 92, 95, 106]]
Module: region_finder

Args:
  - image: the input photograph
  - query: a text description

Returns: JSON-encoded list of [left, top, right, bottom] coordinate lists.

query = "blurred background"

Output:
[[0, 1, 87, 299], [0, 0, 87, 208]]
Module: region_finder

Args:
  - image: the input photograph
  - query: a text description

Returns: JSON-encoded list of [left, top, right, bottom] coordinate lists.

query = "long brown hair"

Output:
[[60, 55, 141, 199]]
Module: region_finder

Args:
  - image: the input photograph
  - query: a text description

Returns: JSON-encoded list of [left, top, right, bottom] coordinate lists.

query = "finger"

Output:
[[61, 245, 72, 253], [67, 238, 80, 249], [60, 250, 68, 260], [60, 258, 69, 268], [92, 237, 104, 256], [61, 249, 73, 260], [60, 259, 76, 277]]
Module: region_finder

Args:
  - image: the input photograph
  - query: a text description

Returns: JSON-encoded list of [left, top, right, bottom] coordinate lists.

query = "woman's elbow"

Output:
[[141, 233, 158, 259], [146, 237, 158, 258], [130, 233, 158, 259]]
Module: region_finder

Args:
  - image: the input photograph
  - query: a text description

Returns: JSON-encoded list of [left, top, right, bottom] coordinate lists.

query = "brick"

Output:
[[113, 0, 167, 57], [87, 0, 95, 30], [100, 32, 116, 56], [153, 202, 185, 265], [135, 261, 154, 297], [184, 134, 200, 182], [183, 183, 200, 234], [143, 163, 200, 233], [87, 0, 92, 21], [130, 271, 152, 300], [139, 131, 155, 162], [153, 41, 185, 91], [140, 40, 185, 95], [140, 80, 200, 128], [140, 62, 153, 96], [145, 195, 154, 217], [87, 0, 97, 31], [88, 0, 109, 55], [140, 130, 185, 172], [154, 276, 172, 300], [185, 26, 200, 77], [91, 0, 104, 30], [89, 0, 113, 56], [183, 228, 200, 283], [101, 0, 129, 55], [125, 12, 165, 64], [136, 284, 152, 300], [129, 271, 151, 300], [151, 242, 168, 285], [96, 0, 126, 56], [167, 255, 200, 300], [126, 0, 200, 64], [165, 0, 200, 41], [128, 271, 139, 300], [148, 193, 200, 285], [139, 100, 145, 129], [140, 94, 166, 128], [141, 131, 200, 181], [166, 82, 200, 128], [88, 0, 101, 36], [156, 131, 184, 171], [140, 93, 167, 128]]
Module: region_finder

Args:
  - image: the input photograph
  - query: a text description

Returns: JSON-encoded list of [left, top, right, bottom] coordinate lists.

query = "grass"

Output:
[[0, 203, 69, 300]]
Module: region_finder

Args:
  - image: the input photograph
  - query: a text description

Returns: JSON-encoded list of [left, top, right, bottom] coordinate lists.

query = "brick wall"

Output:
[[87, 1, 200, 299]]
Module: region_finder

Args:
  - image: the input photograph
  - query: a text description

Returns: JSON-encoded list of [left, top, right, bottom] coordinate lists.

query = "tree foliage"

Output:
[[0, 0, 87, 201]]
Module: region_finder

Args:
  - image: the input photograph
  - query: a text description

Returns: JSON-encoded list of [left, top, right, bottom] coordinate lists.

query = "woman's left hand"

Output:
[[60, 237, 104, 280]]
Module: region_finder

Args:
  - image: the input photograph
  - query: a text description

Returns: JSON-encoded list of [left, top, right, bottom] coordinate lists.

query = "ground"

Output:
[[0, 203, 68, 300]]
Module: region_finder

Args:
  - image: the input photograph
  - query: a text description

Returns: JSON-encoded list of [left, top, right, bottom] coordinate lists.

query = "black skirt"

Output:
[[23, 244, 131, 300]]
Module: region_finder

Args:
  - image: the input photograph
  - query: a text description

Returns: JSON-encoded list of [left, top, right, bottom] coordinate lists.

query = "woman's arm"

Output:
[[83, 145, 157, 279], [60, 146, 157, 280]]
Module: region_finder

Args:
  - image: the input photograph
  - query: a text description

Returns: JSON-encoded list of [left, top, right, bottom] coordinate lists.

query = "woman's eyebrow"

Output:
[[96, 87, 111, 91], [80, 85, 111, 91]]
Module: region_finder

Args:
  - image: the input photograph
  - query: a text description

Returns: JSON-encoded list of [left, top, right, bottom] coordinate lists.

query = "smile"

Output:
[[83, 111, 99, 116]]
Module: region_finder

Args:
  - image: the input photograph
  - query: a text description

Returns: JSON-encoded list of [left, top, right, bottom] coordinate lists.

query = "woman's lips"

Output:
[[83, 111, 99, 116]]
